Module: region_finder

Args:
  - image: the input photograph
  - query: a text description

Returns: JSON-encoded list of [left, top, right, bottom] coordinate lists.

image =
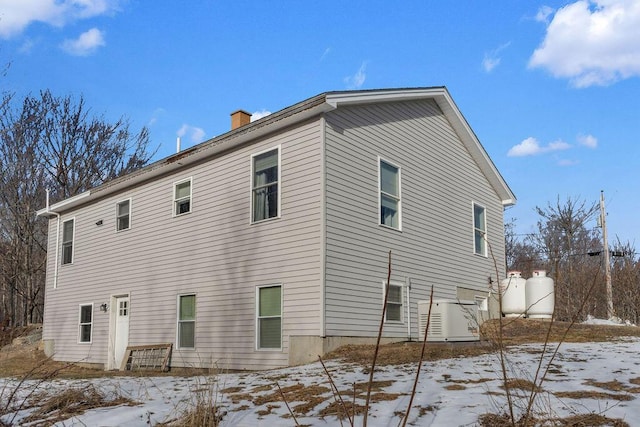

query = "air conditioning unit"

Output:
[[418, 300, 480, 342]]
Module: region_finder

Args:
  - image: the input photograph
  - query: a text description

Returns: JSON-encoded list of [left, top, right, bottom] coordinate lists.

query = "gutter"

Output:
[[41, 189, 60, 289], [36, 190, 92, 289]]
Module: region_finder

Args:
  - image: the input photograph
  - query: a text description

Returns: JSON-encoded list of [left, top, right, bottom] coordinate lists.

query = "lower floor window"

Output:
[[79, 304, 93, 343], [257, 285, 282, 349], [384, 282, 403, 322], [178, 294, 196, 349]]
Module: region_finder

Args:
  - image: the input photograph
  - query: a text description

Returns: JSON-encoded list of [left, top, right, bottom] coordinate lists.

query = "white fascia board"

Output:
[[325, 87, 446, 108], [36, 190, 92, 217]]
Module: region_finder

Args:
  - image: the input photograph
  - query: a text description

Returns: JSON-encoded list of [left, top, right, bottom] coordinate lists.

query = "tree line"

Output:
[[505, 196, 640, 322], [0, 90, 154, 327]]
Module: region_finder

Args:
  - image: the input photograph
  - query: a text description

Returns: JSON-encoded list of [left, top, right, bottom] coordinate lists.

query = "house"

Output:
[[36, 87, 515, 371]]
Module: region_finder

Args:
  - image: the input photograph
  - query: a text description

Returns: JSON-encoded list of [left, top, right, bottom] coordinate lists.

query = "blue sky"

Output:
[[1, 0, 639, 248]]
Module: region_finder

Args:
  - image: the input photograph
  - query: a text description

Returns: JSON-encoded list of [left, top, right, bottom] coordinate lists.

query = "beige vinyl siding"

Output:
[[42, 119, 323, 370], [323, 99, 506, 338]]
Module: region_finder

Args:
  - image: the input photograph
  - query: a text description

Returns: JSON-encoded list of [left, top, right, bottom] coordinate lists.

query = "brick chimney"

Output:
[[230, 110, 252, 130]]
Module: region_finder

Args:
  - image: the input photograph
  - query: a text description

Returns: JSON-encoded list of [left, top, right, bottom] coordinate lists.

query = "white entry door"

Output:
[[114, 296, 130, 369]]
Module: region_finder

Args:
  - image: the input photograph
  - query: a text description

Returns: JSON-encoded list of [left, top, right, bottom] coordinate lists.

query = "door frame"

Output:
[[107, 293, 130, 370]]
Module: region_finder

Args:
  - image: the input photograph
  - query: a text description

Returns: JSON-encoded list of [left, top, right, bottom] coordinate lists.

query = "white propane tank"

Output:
[[526, 270, 555, 319], [500, 271, 527, 317]]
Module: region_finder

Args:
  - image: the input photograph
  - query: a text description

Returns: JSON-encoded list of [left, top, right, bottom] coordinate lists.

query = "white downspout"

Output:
[[45, 189, 61, 289], [406, 277, 411, 340]]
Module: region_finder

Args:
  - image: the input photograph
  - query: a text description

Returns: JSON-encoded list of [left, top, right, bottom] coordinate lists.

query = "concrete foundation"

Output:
[[41, 339, 55, 357], [289, 335, 404, 366]]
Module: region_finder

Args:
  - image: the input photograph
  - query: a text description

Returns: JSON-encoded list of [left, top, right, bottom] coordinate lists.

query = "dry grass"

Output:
[[479, 412, 631, 427], [554, 390, 635, 401], [501, 378, 543, 393], [325, 319, 640, 366], [20, 384, 138, 425], [481, 318, 640, 346]]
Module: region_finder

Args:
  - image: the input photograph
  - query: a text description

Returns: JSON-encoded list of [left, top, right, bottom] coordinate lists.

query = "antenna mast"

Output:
[[600, 190, 613, 319]]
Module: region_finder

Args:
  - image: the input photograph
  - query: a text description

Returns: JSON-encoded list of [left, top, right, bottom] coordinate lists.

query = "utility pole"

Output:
[[600, 190, 613, 319]]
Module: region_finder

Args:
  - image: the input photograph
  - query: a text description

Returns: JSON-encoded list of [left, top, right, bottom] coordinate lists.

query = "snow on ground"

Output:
[[3, 338, 640, 426]]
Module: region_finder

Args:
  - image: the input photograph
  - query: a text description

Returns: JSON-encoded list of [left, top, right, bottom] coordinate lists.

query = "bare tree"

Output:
[[0, 90, 155, 326], [0, 93, 48, 325], [531, 196, 601, 321], [505, 218, 540, 277], [35, 90, 154, 203], [610, 239, 640, 323]]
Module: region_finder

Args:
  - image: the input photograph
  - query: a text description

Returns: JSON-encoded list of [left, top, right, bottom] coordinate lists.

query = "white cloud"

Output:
[[529, 0, 640, 87], [0, 0, 120, 38], [18, 38, 35, 54], [320, 47, 331, 62], [535, 5, 554, 23], [508, 137, 543, 156], [147, 108, 166, 127], [60, 28, 105, 56], [548, 139, 572, 151], [482, 42, 511, 72], [250, 110, 271, 122], [507, 137, 571, 157], [344, 62, 367, 89], [557, 158, 580, 166], [577, 133, 598, 148], [177, 124, 206, 144]]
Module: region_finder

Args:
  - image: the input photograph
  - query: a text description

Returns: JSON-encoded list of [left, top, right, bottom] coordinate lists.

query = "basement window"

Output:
[[384, 281, 403, 322], [78, 304, 93, 343]]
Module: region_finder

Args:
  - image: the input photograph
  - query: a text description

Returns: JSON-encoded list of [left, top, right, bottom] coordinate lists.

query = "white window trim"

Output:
[[115, 198, 132, 232], [255, 284, 283, 351], [177, 293, 196, 350], [472, 202, 488, 257], [378, 156, 402, 231], [250, 145, 281, 224], [382, 280, 404, 323], [61, 217, 75, 265], [173, 177, 193, 217], [78, 303, 93, 344]]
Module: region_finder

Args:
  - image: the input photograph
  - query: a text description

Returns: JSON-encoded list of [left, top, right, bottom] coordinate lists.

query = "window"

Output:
[[384, 281, 403, 322], [379, 159, 401, 230], [62, 219, 74, 265], [79, 304, 93, 343], [116, 199, 131, 231], [174, 178, 192, 216], [473, 203, 487, 256], [178, 294, 196, 349], [252, 147, 280, 222], [257, 285, 282, 349]]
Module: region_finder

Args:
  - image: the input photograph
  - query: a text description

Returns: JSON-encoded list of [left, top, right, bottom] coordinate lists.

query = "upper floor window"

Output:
[[252, 147, 280, 222], [473, 203, 487, 256], [116, 199, 131, 231], [384, 281, 403, 322], [174, 178, 192, 216], [78, 303, 93, 343], [379, 158, 401, 230], [62, 218, 74, 265]]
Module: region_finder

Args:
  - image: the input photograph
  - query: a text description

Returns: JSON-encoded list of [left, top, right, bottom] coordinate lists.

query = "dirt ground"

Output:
[[2, 318, 640, 378]]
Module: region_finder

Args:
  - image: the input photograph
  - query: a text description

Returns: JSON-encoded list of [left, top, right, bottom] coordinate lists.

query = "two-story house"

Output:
[[37, 87, 515, 371]]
